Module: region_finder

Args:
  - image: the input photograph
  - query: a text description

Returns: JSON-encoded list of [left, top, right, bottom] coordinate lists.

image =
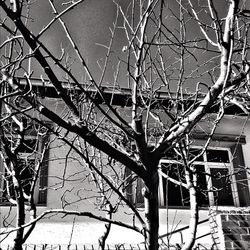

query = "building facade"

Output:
[[1, 86, 250, 249]]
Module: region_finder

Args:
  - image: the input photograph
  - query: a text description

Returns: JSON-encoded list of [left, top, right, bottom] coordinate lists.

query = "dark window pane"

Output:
[[2, 159, 36, 201], [189, 148, 204, 162], [207, 150, 229, 163], [162, 164, 189, 207], [19, 139, 37, 153], [196, 165, 209, 206], [19, 159, 36, 195], [162, 163, 209, 207], [162, 149, 179, 160], [210, 168, 234, 206], [136, 178, 144, 204], [124, 167, 133, 203], [125, 167, 144, 205]]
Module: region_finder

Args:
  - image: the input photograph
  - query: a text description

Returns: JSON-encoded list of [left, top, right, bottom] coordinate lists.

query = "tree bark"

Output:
[[12, 178, 25, 250], [181, 184, 198, 250], [144, 171, 159, 250], [98, 203, 113, 250]]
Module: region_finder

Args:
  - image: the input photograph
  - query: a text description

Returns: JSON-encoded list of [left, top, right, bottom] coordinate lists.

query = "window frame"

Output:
[[158, 146, 240, 208], [0, 131, 49, 206]]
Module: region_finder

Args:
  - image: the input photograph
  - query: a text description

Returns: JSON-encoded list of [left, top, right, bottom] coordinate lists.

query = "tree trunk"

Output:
[[181, 183, 198, 250], [12, 177, 25, 250], [98, 203, 113, 250], [22, 200, 37, 243], [13, 199, 25, 250], [144, 171, 159, 250]]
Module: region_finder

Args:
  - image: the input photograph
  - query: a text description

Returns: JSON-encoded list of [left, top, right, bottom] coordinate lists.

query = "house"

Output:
[[1, 78, 250, 249]]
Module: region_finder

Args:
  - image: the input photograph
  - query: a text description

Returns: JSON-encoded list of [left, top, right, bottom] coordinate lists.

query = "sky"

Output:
[[0, 0, 126, 84], [26, 0, 202, 87], [1, 0, 250, 90], [27, 0, 123, 83]]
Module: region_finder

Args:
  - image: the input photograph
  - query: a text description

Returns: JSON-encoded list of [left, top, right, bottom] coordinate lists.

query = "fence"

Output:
[[0, 244, 147, 250], [0, 243, 213, 250]]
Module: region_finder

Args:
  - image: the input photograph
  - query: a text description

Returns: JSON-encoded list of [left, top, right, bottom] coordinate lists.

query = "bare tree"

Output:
[[1, 0, 250, 250]]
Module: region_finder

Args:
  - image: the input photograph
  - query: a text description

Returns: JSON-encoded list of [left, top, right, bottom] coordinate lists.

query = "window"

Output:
[[125, 145, 250, 208], [159, 163, 209, 207], [0, 127, 49, 206], [159, 147, 241, 208], [124, 167, 144, 206]]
